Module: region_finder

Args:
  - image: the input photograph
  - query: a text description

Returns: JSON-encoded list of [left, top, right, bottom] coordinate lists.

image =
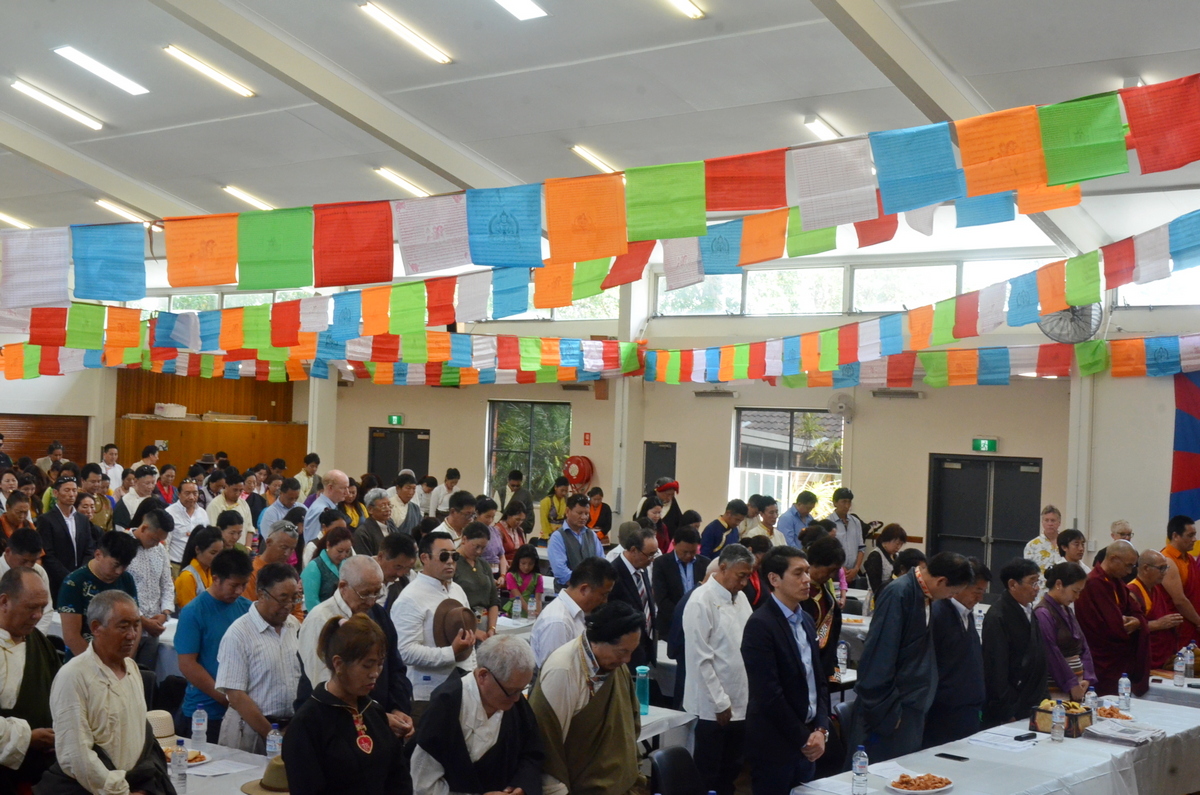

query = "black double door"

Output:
[[367, 428, 431, 485]]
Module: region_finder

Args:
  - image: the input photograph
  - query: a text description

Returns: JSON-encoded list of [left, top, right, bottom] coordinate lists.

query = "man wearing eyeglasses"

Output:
[[1128, 548, 1185, 670]]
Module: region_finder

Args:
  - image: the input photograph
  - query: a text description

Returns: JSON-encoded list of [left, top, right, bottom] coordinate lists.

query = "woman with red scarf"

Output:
[[155, 464, 177, 504]]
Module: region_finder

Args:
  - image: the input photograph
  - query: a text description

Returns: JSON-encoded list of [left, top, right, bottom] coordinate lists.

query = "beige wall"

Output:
[[0, 368, 117, 459]]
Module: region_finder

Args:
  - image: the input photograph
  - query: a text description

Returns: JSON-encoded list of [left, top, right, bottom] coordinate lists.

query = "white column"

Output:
[[1064, 370, 1095, 540], [609, 277, 651, 518], [307, 373, 338, 465]]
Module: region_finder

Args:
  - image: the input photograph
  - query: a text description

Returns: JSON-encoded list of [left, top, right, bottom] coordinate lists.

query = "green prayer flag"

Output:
[[257, 345, 289, 362], [267, 361, 286, 382], [123, 346, 142, 366], [389, 283, 426, 336], [780, 373, 808, 389], [665, 352, 682, 384], [1075, 339, 1110, 376], [363, 362, 377, 378], [200, 354, 215, 378], [441, 366, 460, 387], [23, 345, 40, 379], [140, 349, 151, 370], [1038, 93, 1129, 186], [786, 208, 837, 258], [535, 365, 557, 384], [625, 162, 707, 242], [619, 342, 639, 373], [402, 333, 428, 364], [518, 337, 541, 371], [819, 329, 839, 372], [732, 344, 750, 380], [66, 303, 105, 350], [918, 351, 949, 388], [139, 320, 150, 350], [237, 208, 314, 290], [931, 299, 958, 347], [572, 258, 611, 300], [242, 305, 271, 350], [1065, 251, 1102, 306]]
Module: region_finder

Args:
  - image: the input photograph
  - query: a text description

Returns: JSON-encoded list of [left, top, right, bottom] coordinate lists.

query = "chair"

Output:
[[140, 669, 157, 711], [649, 745, 705, 795], [816, 699, 855, 779]]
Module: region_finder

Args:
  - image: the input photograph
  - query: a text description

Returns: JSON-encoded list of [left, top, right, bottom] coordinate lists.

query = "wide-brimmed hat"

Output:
[[148, 710, 177, 747], [196, 453, 218, 465], [432, 598, 477, 647], [241, 756, 289, 794]]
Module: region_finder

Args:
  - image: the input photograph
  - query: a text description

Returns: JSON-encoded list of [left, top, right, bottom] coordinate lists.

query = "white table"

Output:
[[47, 612, 181, 680], [184, 742, 268, 795], [652, 640, 677, 697], [639, 704, 696, 752], [494, 615, 535, 638], [1143, 673, 1200, 707]]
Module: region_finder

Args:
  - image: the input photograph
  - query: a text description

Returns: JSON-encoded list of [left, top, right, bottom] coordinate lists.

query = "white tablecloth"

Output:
[[639, 704, 696, 752], [47, 612, 181, 680], [494, 615, 535, 637], [1143, 674, 1200, 707], [184, 742, 269, 795]]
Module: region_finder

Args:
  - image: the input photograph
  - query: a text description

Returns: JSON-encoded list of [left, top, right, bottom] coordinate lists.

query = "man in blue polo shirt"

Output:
[[778, 491, 818, 548]]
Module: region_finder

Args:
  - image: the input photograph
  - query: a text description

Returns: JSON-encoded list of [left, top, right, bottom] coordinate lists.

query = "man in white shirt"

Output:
[[391, 532, 475, 722], [215, 562, 302, 753], [531, 556, 616, 667], [111, 465, 156, 532], [387, 473, 424, 537], [207, 470, 252, 529], [0, 529, 54, 635], [683, 544, 755, 795], [125, 508, 175, 670], [167, 479, 207, 573], [433, 489, 476, 543], [99, 444, 122, 496], [828, 487, 866, 583], [426, 468, 462, 518], [302, 470, 348, 544], [294, 453, 321, 498], [0, 566, 57, 791]]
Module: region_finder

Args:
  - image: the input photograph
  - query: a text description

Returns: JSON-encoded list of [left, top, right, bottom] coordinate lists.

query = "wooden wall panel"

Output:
[[116, 369, 293, 422], [0, 414, 89, 466], [115, 418, 308, 475]]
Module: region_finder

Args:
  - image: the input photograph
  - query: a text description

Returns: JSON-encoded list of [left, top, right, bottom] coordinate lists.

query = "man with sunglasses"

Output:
[[392, 531, 476, 725], [37, 475, 100, 603]]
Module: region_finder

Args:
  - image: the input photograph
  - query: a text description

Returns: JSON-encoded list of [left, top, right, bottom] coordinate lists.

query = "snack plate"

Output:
[[886, 782, 953, 793], [162, 747, 210, 767]]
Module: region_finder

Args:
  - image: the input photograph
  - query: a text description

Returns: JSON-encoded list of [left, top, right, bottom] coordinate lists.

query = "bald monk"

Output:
[[1161, 515, 1200, 647], [1128, 550, 1184, 670], [1074, 542, 1149, 697]]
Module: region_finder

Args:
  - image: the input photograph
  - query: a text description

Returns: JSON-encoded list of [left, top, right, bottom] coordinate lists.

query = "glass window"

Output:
[[486, 401, 572, 500], [730, 408, 844, 506], [275, 289, 314, 303], [222, 293, 273, 309], [853, 265, 956, 312], [170, 294, 218, 312], [745, 268, 844, 315], [554, 287, 620, 320], [126, 296, 168, 319], [1120, 267, 1200, 306], [656, 274, 743, 315], [962, 259, 1047, 293]]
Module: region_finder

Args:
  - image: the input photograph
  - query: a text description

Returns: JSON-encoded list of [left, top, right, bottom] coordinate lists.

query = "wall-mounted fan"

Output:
[[1037, 304, 1103, 344]]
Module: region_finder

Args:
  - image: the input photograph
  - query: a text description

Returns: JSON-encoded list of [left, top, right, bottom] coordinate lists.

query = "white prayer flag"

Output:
[[406, 364, 426, 386], [662, 238, 704, 291], [494, 369, 518, 385], [299, 296, 330, 332], [1008, 346, 1039, 376], [472, 335, 498, 370], [393, 195, 471, 275], [0, 228, 70, 309], [0, 309, 31, 334], [859, 358, 888, 387], [59, 348, 86, 374], [858, 319, 882, 362], [174, 352, 191, 375], [239, 359, 257, 377], [456, 270, 492, 323], [905, 204, 939, 236], [581, 340, 605, 372], [978, 282, 1007, 334], [1181, 335, 1200, 373], [790, 137, 879, 231], [344, 337, 372, 362], [765, 338, 783, 377], [170, 312, 200, 351], [1133, 225, 1171, 284], [691, 350, 707, 383]]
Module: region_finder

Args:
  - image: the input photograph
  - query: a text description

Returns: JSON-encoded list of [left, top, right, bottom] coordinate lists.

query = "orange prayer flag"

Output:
[[738, 208, 788, 266], [557, 366, 577, 382], [540, 338, 559, 367], [361, 286, 391, 337], [954, 107, 1048, 197], [1037, 260, 1069, 316], [3, 345, 22, 380], [533, 263, 574, 309], [801, 333, 820, 373], [150, 359, 165, 374], [427, 331, 451, 363], [290, 332, 318, 360], [656, 350, 671, 382], [459, 367, 479, 386], [219, 307, 244, 351], [164, 214, 239, 287], [372, 362, 392, 384], [1110, 339, 1147, 377], [1017, 183, 1081, 214], [285, 360, 307, 381], [103, 347, 122, 367], [807, 368, 833, 387], [908, 305, 934, 350], [544, 174, 628, 265], [947, 349, 979, 386], [718, 346, 735, 382], [105, 306, 142, 349]]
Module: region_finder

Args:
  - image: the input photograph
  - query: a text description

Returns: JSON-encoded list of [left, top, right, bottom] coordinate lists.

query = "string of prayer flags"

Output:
[[313, 201, 394, 287], [704, 149, 788, 211], [572, 258, 610, 300], [492, 268, 530, 319], [931, 299, 958, 346], [237, 208, 314, 290], [662, 237, 704, 291], [1037, 343, 1073, 377], [1101, 238, 1136, 290], [955, 106, 1047, 196], [854, 192, 898, 248], [533, 263, 574, 309], [466, 184, 544, 269], [219, 307, 245, 350], [394, 195, 471, 275], [1064, 251, 1102, 306], [1133, 225, 1171, 284], [163, 214, 238, 287], [869, 122, 966, 215], [785, 208, 836, 257], [953, 291, 980, 339], [978, 282, 1007, 334], [880, 314, 904, 356], [1075, 339, 1110, 376], [699, 220, 742, 275], [907, 305, 934, 350], [0, 229, 69, 310], [425, 277, 457, 326], [1119, 75, 1200, 174], [270, 301, 301, 348], [624, 161, 707, 242], [29, 307, 67, 348], [1036, 260, 1069, 315], [602, 240, 655, 289], [1038, 93, 1129, 185], [918, 351, 949, 388], [360, 286, 391, 337], [388, 282, 427, 335], [544, 173, 628, 264], [955, 192, 1015, 228], [790, 138, 878, 230], [329, 291, 362, 341], [299, 296, 330, 333], [456, 270, 492, 322], [70, 223, 146, 302], [1016, 182, 1082, 214], [1007, 272, 1041, 326], [65, 304, 105, 350], [1169, 209, 1200, 270], [738, 208, 788, 265]]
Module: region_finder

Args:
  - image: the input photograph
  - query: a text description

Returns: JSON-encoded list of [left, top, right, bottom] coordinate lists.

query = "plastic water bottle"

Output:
[[513, 596, 524, 619], [190, 708, 207, 748], [851, 746, 869, 795], [837, 640, 849, 679], [1175, 653, 1186, 687], [1118, 673, 1132, 711], [636, 665, 650, 716], [1083, 687, 1097, 711], [266, 723, 283, 758], [171, 738, 188, 793], [1050, 700, 1065, 742], [1187, 642, 1196, 678]]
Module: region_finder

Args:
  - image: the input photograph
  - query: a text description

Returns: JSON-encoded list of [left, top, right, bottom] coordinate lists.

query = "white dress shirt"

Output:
[[0, 628, 31, 771], [682, 577, 752, 721], [166, 502, 208, 564], [951, 595, 973, 631], [771, 596, 818, 722], [216, 607, 301, 719], [435, 519, 460, 543], [530, 589, 586, 668], [101, 463, 123, 492], [116, 492, 144, 531], [427, 484, 461, 517], [0, 560, 53, 634], [298, 590, 354, 689], [410, 673, 503, 795], [126, 540, 174, 617], [390, 573, 475, 701]]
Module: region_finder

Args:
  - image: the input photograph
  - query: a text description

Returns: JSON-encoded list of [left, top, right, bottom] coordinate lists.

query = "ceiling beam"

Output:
[[809, 0, 1112, 256], [147, 0, 514, 191]]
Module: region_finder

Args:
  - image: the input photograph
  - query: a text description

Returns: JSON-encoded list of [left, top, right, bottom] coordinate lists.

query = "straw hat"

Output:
[[148, 710, 177, 747], [241, 756, 289, 794], [432, 598, 477, 647]]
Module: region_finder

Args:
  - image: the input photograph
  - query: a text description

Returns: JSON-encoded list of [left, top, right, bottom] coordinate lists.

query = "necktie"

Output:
[[636, 570, 652, 633]]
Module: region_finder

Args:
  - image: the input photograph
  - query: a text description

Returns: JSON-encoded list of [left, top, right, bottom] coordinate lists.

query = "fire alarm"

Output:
[[583, 433, 591, 446]]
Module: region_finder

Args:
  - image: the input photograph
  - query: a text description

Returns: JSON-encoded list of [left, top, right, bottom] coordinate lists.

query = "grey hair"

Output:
[[86, 590, 137, 628], [363, 488, 389, 509], [476, 634, 535, 685], [268, 520, 299, 539], [718, 543, 754, 568], [1110, 519, 1132, 535], [339, 554, 382, 588]]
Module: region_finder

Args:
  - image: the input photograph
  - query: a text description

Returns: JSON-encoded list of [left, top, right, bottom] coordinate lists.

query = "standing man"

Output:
[[206, 470, 251, 529], [166, 477, 207, 577], [531, 557, 616, 668], [1128, 549, 1185, 670], [1023, 505, 1064, 591], [699, 500, 748, 559], [547, 494, 604, 590], [111, 465, 156, 531], [741, 546, 830, 794], [125, 508, 175, 669], [37, 476, 100, 602], [778, 491, 818, 549], [34, 442, 66, 474], [377, 532, 418, 610], [827, 488, 866, 585], [1093, 519, 1136, 568], [683, 544, 754, 795], [302, 470, 348, 544], [1074, 541, 1150, 697], [981, 558, 1048, 726], [427, 468, 462, 519], [99, 444, 122, 491], [56, 532, 140, 658], [79, 464, 112, 532], [1160, 514, 1200, 647], [492, 469, 534, 536], [246, 522, 300, 607], [608, 524, 659, 671], [256, 477, 302, 543], [925, 559, 990, 748], [387, 473, 424, 536], [433, 489, 476, 543], [847, 551, 973, 763], [294, 453, 321, 498], [214, 562, 302, 753], [0, 529, 54, 635], [652, 526, 708, 640]]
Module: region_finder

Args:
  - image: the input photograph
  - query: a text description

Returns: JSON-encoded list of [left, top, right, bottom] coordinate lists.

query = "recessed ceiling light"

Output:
[[0, 212, 31, 230], [223, 186, 274, 211], [1123, 77, 1146, 89], [163, 46, 255, 97], [54, 47, 148, 95], [804, 113, 840, 141], [494, 0, 548, 20], [359, 3, 452, 64], [11, 81, 102, 130], [570, 145, 617, 174], [375, 167, 430, 196], [664, 0, 705, 19], [96, 199, 159, 231]]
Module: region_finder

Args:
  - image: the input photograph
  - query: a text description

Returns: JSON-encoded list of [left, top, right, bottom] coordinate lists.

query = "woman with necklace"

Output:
[[284, 614, 412, 795], [799, 534, 847, 679]]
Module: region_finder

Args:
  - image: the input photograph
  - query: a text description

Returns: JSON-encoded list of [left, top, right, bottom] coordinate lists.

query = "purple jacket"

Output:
[[1034, 597, 1097, 694]]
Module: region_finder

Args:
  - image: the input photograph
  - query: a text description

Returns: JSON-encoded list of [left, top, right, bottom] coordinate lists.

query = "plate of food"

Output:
[[886, 773, 953, 793], [1096, 705, 1132, 720], [843, 617, 865, 625], [163, 746, 209, 766]]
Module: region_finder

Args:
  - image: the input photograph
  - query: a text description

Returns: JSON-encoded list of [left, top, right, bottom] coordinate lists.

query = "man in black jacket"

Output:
[[741, 546, 830, 795], [36, 476, 100, 603], [608, 524, 659, 671], [982, 557, 1049, 727], [652, 526, 707, 640], [924, 559, 990, 748]]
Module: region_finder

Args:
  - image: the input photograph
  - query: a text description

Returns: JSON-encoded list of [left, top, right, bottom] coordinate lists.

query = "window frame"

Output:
[[485, 400, 573, 500], [733, 407, 844, 476]]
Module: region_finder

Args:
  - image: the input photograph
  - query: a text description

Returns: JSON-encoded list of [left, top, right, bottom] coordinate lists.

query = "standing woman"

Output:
[[799, 535, 847, 679], [302, 525, 355, 612], [475, 496, 505, 576], [112, 468, 135, 502], [539, 476, 570, 541], [284, 615, 412, 795], [455, 522, 500, 639], [655, 480, 684, 539], [339, 479, 365, 529], [585, 487, 613, 543], [155, 464, 178, 504], [0, 469, 16, 511], [175, 526, 225, 610], [496, 502, 527, 569], [1034, 562, 1096, 702], [635, 496, 670, 553], [863, 524, 907, 615]]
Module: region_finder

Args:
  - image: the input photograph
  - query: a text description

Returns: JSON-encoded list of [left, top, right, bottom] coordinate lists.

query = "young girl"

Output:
[[503, 544, 544, 618]]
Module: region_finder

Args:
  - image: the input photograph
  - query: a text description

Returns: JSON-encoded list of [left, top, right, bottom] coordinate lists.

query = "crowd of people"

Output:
[[0, 437, 1196, 795]]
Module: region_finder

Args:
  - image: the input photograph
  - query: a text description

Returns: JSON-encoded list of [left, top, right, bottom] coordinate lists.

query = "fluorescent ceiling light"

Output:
[[223, 186, 274, 211], [375, 167, 430, 196], [1123, 77, 1146, 89], [11, 81, 102, 130], [0, 212, 31, 230], [360, 3, 452, 64], [54, 47, 148, 95], [163, 46, 255, 97], [804, 113, 840, 141], [96, 199, 158, 231], [664, 0, 705, 19], [494, 0, 547, 20], [571, 145, 617, 174], [1018, 372, 1039, 378]]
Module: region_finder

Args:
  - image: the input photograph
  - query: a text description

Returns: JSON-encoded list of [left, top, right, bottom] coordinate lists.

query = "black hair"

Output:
[[132, 499, 169, 530], [207, 470, 226, 485], [807, 535, 847, 568], [181, 526, 224, 570], [319, 508, 346, 528], [967, 557, 992, 585], [141, 507, 174, 534], [257, 561, 299, 593], [445, 468, 461, 481], [46, 441, 63, 454], [746, 494, 764, 512], [927, 551, 974, 586], [0, 567, 39, 600], [421, 476, 438, 489], [894, 548, 926, 574], [102, 443, 118, 454], [159, 464, 176, 475], [799, 525, 828, 550], [1056, 528, 1085, 555], [303, 453, 321, 466], [506, 470, 523, 482], [394, 473, 416, 489], [462, 521, 492, 542], [832, 487, 854, 502], [502, 500, 527, 519], [569, 556, 617, 589], [224, 471, 245, 487], [511, 544, 541, 573], [1044, 561, 1088, 590], [415, 516, 441, 542], [999, 557, 1041, 589], [98, 531, 140, 568], [141, 445, 159, 458], [271, 458, 287, 470], [761, 545, 806, 585], [1168, 515, 1195, 540], [448, 490, 476, 513], [475, 497, 498, 516], [587, 486, 604, 498], [284, 506, 308, 525], [681, 509, 702, 526], [379, 533, 417, 561], [759, 495, 778, 512], [585, 600, 643, 645], [794, 490, 818, 506], [217, 510, 245, 530], [673, 526, 701, 546], [133, 465, 157, 480], [634, 496, 661, 519], [7, 527, 42, 556], [418, 530, 453, 559], [4, 490, 28, 507], [211, 548, 253, 580], [745, 535, 771, 555], [877, 523, 908, 546], [566, 493, 589, 511], [724, 499, 748, 517], [549, 476, 569, 496], [280, 477, 301, 493], [80, 462, 103, 480]]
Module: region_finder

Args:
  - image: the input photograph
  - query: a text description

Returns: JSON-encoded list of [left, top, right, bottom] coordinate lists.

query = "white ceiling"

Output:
[[1, 0, 1198, 257]]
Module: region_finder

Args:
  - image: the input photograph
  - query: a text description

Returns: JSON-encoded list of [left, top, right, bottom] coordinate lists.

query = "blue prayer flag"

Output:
[[978, 348, 1010, 385], [833, 363, 860, 388], [1007, 272, 1040, 327], [560, 338, 583, 368], [223, 361, 242, 379], [782, 336, 801, 376], [161, 358, 177, 374], [199, 311, 221, 352], [466, 184, 544, 268], [492, 268, 530, 319], [576, 368, 601, 381], [393, 362, 409, 385], [330, 292, 361, 342], [153, 313, 180, 348], [880, 314, 904, 356], [71, 223, 146, 301], [316, 332, 346, 361], [705, 347, 721, 382], [644, 351, 658, 381], [1169, 210, 1200, 271], [956, 192, 1015, 228], [869, 123, 966, 216], [1146, 336, 1182, 377], [478, 368, 497, 384], [449, 334, 472, 368], [308, 359, 329, 380], [698, 219, 743, 275], [83, 349, 103, 369]]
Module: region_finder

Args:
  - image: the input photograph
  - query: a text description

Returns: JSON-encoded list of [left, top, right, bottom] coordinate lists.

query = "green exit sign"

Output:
[[972, 437, 998, 452], [388, 414, 404, 426]]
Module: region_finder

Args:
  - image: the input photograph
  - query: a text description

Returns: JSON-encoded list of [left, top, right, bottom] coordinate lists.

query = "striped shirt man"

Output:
[[214, 605, 301, 752]]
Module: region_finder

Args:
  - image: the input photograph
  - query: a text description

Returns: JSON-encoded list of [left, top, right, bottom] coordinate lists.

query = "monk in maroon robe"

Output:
[[1128, 549, 1185, 670], [1074, 542, 1149, 696]]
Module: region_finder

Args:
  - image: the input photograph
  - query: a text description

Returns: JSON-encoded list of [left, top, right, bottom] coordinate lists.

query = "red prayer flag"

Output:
[[854, 191, 899, 248], [372, 335, 400, 362], [496, 336, 521, 370], [1120, 75, 1200, 174], [887, 352, 917, 387], [1101, 237, 1135, 289], [29, 307, 67, 348], [748, 342, 767, 380], [678, 348, 694, 383], [1036, 343, 1073, 377], [187, 355, 202, 377], [313, 201, 394, 287], [601, 340, 621, 371], [705, 148, 788, 211], [837, 324, 859, 366], [602, 240, 656, 289], [271, 300, 302, 348], [953, 292, 981, 339], [256, 360, 272, 381], [515, 368, 536, 384], [426, 363, 444, 383], [425, 277, 457, 327], [348, 361, 369, 380], [38, 346, 61, 376], [224, 348, 257, 361]]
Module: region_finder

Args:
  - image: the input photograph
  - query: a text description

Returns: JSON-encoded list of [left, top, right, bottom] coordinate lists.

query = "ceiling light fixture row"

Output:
[[96, 199, 161, 231], [11, 80, 103, 130], [223, 186, 274, 211], [494, 0, 547, 20], [163, 45, 255, 97], [360, 3, 453, 63], [665, 0, 705, 19], [804, 113, 840, 141], [570, 145, 617, 174], [54, 47, 148, 95], [0, 212, 31, 230], [374, 168, 430, 196]]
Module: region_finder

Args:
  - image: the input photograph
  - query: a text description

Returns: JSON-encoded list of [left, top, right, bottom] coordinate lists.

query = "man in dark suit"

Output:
[[741, 546, 830, 795], [608, 523, 658, 671], [982, 557, 1049, 727], [36, 476, 101, 604], [652, 526, 707, 640], [924, 559, 990, 748]]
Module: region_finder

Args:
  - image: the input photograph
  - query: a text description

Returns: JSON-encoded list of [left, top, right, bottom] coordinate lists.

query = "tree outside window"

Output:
[[486, 401, 572, 500], [732, 408, 843, 511]]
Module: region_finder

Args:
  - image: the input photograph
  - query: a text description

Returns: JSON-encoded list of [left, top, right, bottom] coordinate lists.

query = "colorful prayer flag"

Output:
[[313, 201, 394, 287], [237, 208, 314, 290], [1036, 260, 1068, 315], [1101, 238, 1135, 290], [1119, 75, 1200, 174], [1016, 183, 1082, 214], [164, 214, 238, 287], [785, 208, 836, 258], [955, 192, 1015, 227], [71, 223, 146, 301], [533, 262, 574, 309], [790, 138, 878, 230], [491, 268, 530, 319], [602, 240, 656, 289], [425, 277, 457, 327], [954, 107, 1047, 196], [705, 149, 788, 211], [572, 259, 610, 300], [739, 208, 788, 266], [389, 282, 427, 335], [0, 228, 70, 309], [1038, 93, 1129, 185], [854, 191, 898, 248], [869, 122, 966, 215], [544, 173, 628, 264], [1064, 251, 1102, 306], [466, 184, 544, 268], [624, 161, 707, 242], [698, 220, 742, 275], [393, 195, 471, 275]]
